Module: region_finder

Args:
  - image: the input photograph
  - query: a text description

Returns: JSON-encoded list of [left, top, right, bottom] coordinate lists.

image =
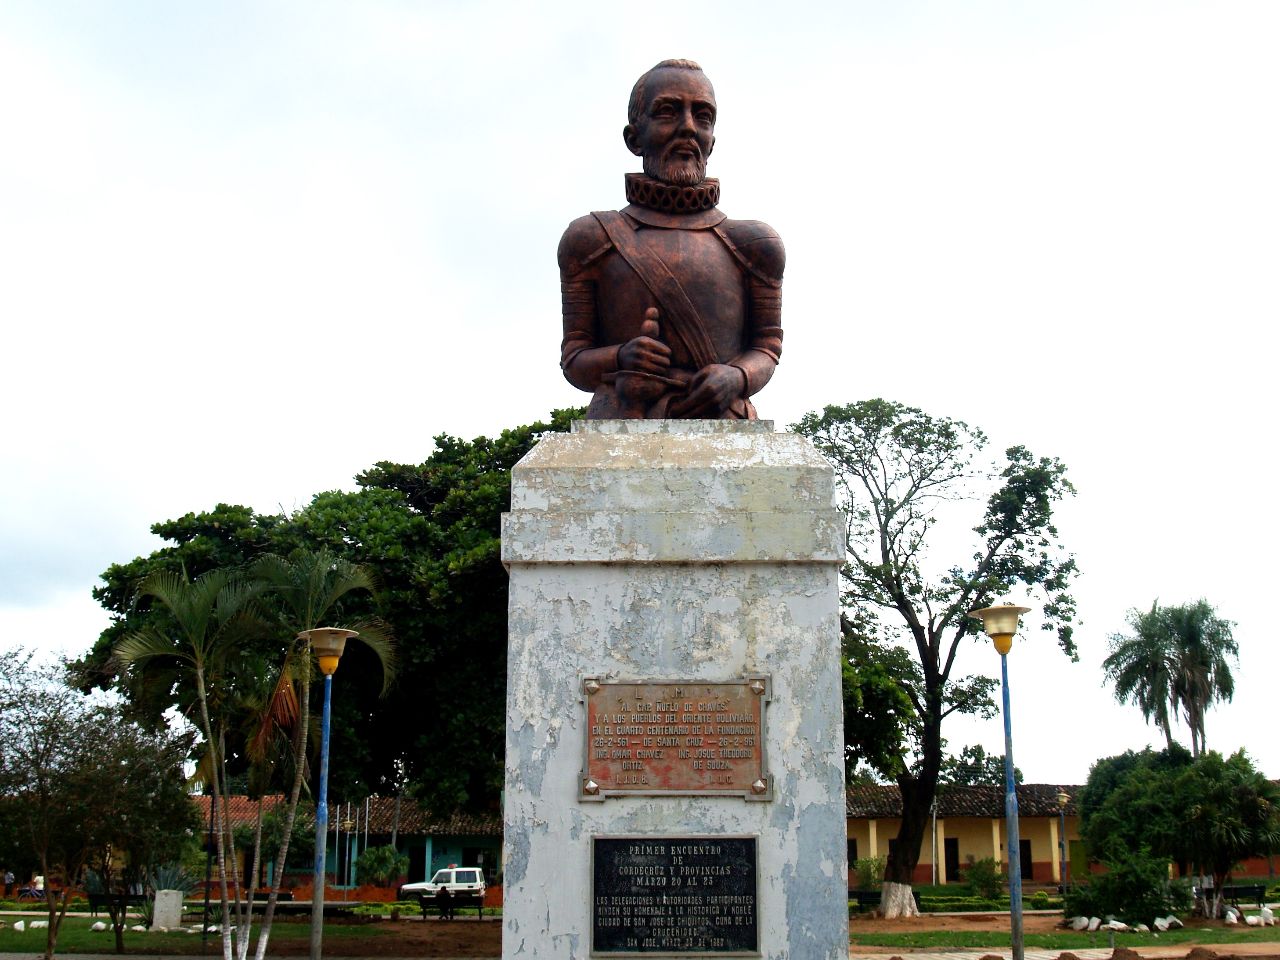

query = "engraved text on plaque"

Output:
[[580, 679, 770, 800], [592, 836, 758, 956]]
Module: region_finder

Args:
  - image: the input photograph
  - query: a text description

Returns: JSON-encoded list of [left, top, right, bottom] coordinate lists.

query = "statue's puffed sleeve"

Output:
[[719, 220, 785, 398], [557, 215, 616, 392]]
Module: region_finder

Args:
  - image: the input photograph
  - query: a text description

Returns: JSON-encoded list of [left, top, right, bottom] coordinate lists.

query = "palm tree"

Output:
[[1103, 603, 1177, 751], [1165, 600, 1237, 757], [247, 548, 395, 960], [1104, 600, 1237, 757], [112, 569, 266, 960]]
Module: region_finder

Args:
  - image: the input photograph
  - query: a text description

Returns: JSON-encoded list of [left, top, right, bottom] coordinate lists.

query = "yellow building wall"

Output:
[[846, 813, 1080, 886]]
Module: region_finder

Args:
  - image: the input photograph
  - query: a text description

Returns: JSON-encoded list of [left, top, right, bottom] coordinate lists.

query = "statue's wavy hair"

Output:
[[628, 59, 706, 127]]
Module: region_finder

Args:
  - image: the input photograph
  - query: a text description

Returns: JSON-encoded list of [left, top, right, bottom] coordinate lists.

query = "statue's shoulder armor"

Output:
[[717, 219, 785, 287], [558, 215, 613, 276]]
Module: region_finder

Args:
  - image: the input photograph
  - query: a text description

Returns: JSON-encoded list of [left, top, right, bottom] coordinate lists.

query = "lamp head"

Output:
[[1056, 789, 1070, 809], [968, 603, 1031, 656], [300, 627, 360, 676]]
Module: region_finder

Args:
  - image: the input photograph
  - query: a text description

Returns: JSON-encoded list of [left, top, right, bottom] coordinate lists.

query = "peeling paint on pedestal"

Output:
[[501, 421, 847, 960]]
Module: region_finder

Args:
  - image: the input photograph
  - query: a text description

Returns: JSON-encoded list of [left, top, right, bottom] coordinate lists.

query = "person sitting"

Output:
[[435, 884, 454, 921]]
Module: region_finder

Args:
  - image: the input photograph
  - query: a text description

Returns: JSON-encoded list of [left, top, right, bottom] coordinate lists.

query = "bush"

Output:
[[1062, 851, 1191, 923], [1030, 890, 1051, 909], [356, 845, 410, 887], [964, 858, 1006, 899], [918, 897, 1004, 912], [852, 856, 886, 890]]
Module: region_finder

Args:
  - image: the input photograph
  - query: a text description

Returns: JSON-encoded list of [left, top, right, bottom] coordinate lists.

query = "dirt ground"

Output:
[[267, 915, 503, 957], [260, 913, 1280, 959], [850, 912, 1071, 935]]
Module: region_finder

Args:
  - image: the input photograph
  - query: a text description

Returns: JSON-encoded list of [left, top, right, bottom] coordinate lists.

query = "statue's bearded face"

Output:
[[625, 68, 717, 186]]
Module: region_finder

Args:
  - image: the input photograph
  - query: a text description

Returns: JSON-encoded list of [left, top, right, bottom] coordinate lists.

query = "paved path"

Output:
[[851, 952, 1119, 960]]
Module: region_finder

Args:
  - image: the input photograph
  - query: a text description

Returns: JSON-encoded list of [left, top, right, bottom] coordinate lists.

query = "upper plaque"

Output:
[[580, 678, 770, 801]]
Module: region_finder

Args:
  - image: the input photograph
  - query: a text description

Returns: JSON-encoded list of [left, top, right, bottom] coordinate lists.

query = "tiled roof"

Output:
[[845, 783, 1079, 818], [191, 795, 501, 837], [192, 794, 287, 827]]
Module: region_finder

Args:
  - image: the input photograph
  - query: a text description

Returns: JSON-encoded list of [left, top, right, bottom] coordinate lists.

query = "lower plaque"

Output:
[[592, 836, 758, 956]]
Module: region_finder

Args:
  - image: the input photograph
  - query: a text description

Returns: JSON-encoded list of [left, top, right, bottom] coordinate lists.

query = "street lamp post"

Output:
[[1056, 789, 1070, 893], [970, 603, 1031, 960], [304, 627, 359, 960]]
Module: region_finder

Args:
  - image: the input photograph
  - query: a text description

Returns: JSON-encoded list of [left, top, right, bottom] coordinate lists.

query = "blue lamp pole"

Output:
[[970, 604, 1031, 960], [304, 628, 358, 960]]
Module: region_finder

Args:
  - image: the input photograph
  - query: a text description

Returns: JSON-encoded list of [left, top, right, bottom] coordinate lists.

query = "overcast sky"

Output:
[[2, 1, 1275, 787]]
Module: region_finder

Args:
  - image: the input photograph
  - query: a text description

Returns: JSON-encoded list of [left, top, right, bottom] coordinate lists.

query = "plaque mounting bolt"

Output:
[[749, 680, 766, 695], [583, 779, 600, 795], [583, 679, 600, 695], [751, 779, 768, 794]]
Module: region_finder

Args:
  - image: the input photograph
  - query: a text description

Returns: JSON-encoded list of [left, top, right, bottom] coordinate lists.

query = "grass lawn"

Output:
[[849, 926, 1280, 950], [0, 915, 393, 954]]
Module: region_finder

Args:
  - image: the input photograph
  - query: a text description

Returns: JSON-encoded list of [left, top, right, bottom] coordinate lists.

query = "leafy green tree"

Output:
[[0, 652, 194, 959], [940, 744, 1022, 787], [1174, 750, 1280, 916], [794, 399, 1077, 917], [1079, 747, 1278, 917], [1104, 600, 1238, 757], [841, 621, 915, 783], [80, 719, 197, 953], [1080, 747, 1192, 866]]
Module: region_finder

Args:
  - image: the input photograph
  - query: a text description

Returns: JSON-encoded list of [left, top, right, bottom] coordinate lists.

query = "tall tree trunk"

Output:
[[195, 668, 235, 960], [237, 796, 266, 960], [254, 657, 311, 960], [219, 728, 246, 959], [881, 700, 943, 919]]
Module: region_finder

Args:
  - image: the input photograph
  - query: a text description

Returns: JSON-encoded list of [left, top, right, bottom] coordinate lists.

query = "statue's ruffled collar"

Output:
[[622, 173, 726, 229]]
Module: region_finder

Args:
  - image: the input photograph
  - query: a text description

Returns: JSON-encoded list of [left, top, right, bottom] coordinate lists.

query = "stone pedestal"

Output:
[[152, 889, 183, 930], [501, 420, 847, 960]]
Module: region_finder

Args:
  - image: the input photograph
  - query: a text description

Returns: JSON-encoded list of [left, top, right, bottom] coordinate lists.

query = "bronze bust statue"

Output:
[[559, 59, 784, 419]]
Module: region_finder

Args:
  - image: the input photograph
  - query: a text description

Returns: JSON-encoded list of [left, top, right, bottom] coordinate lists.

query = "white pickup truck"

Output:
[[398, 866, 486, 902]]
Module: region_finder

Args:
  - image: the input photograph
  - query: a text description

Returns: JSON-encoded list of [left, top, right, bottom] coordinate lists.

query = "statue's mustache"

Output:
[[644, 141, 707, 185], [664, 140, 702, 161]]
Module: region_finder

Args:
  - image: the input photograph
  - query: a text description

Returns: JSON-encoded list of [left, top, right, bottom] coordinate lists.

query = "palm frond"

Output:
[[345, 617, 398, 696], [114, 627, 196, 668]]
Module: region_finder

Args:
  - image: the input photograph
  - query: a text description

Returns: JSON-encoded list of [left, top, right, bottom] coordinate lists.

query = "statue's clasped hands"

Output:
[[618, 308, 671, 376], [617, 307, 744, 417]]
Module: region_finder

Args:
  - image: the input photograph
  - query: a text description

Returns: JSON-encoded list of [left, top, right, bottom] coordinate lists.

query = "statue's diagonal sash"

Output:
[[591, 211, 719, 371]]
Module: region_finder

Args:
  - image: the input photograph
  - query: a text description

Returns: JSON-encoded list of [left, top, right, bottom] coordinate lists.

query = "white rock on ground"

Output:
[[12, 921, 24, 932], [1262, 907, 1275, 925], [29, 920, 48, 929], [1105, 921, 1129, 931], [131, 924, 148, 932], [1154, 917, 1170, 932], [1246, 915, 1261, 926], [1087, 917, 1102, 931], [1134, 923, 1150, 932], [1070, 916, 1090, 931], [1224, 908, 1239, 924], [1167, 916, 1184, 929], [91, 921, 107, 931]]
